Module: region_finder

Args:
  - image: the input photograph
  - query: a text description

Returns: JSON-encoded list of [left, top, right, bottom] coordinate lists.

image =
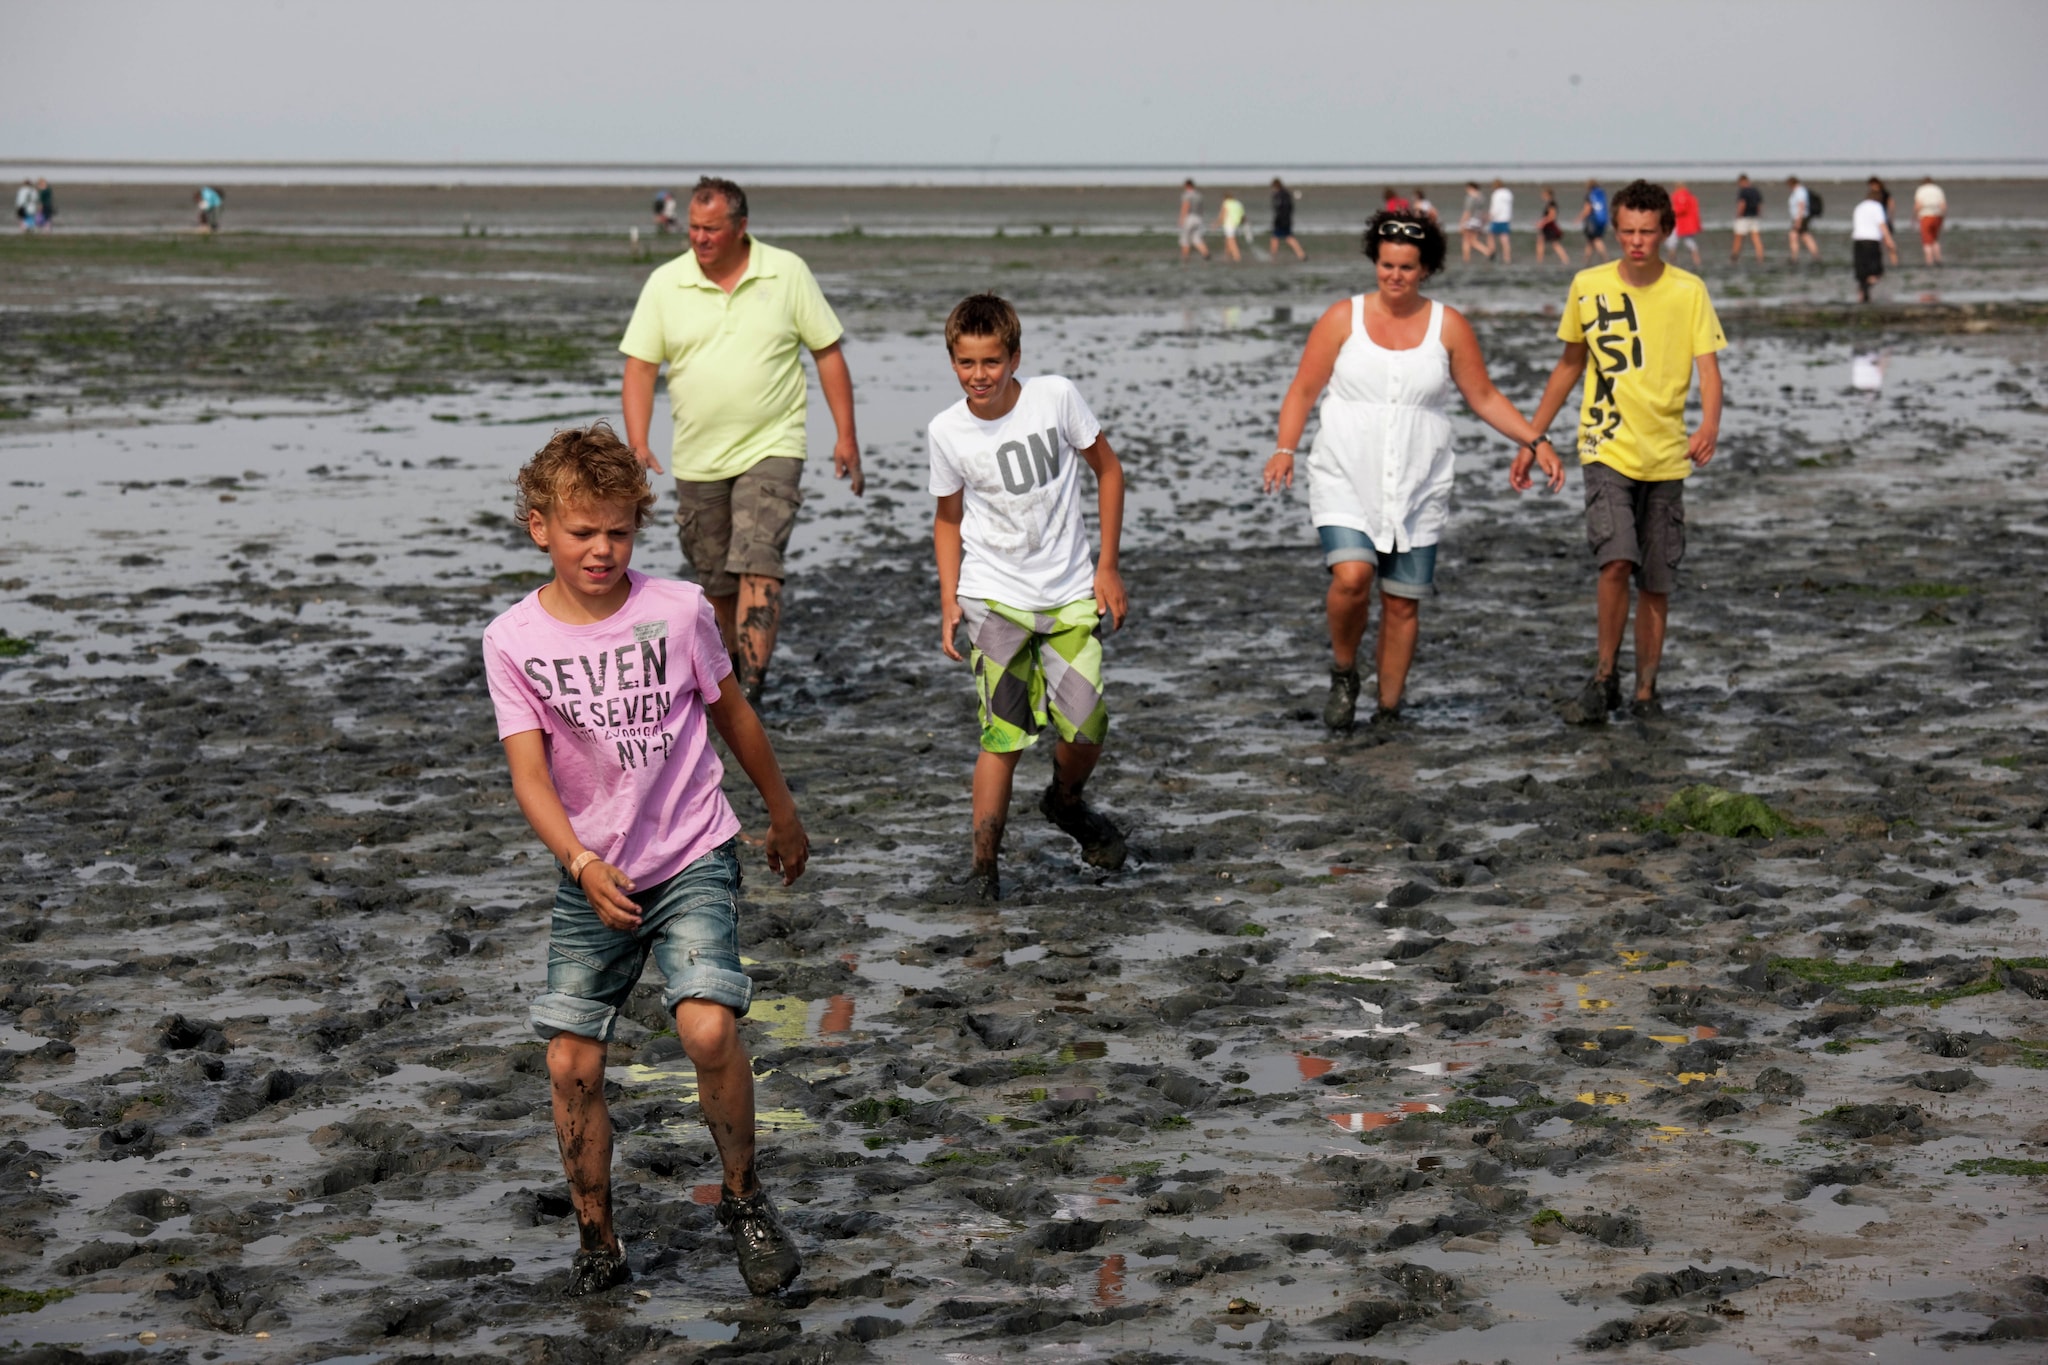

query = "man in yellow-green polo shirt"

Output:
[[621, 176, 862, 704]]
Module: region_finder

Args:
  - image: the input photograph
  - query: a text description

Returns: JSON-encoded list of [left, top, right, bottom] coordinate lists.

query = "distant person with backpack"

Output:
[[195, 186, 223, 235], [1578, 179, 1610, 261], [1786, 176, 1820, 262], [653, 189, 678, 234], [14, 180, 34, 232]]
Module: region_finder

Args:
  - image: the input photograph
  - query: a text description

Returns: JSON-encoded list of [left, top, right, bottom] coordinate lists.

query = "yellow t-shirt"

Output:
[[1557, 261, 1725, 481], [619, 239, 844, 481]]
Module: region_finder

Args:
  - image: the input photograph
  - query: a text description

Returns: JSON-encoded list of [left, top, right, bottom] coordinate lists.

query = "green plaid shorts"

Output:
[[960, 598, 1108, 754]]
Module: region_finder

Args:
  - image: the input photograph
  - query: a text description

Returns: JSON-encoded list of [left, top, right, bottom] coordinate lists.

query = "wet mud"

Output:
[[2, 198, 2047, 1362]]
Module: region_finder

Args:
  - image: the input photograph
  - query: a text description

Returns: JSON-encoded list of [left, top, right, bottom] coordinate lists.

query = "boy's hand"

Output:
[[1687, 426, 1718, 467], [1094, 566, 1127, 632], [764, 814, 809, 885], [940, 595, 966, 662], [833, 437, 865, 496], [1261, 451, 1295, 493], [579, 861, 643, 931], [1511, 442, 1567, 493]]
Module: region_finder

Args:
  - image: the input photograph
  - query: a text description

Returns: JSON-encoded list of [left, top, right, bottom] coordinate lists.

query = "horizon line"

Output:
[[7, 155, 2044, 172]]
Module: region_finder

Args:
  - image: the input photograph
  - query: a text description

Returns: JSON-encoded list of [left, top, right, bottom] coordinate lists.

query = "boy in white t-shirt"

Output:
[[928, 294, 1128, 902], [482, 424, 809, 1299]]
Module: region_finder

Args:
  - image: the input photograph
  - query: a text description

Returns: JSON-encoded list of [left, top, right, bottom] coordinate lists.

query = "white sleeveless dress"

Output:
[[1305, 296, 1456, 553]]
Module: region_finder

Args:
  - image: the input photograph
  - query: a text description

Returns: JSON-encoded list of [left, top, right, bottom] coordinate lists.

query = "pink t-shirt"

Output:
[[483, 570, 740, 886]]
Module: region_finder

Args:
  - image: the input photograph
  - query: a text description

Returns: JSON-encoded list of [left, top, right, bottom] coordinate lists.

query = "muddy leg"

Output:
[[971, 748, 1023, 876], [547, 1033, 620, 1254], [735, 575, 782, 700], [1632, 590, 1669, 700], [677, 1001, 757, 1197], [1326, 562, 1375, 670], [1050, 738, 1103, 805], [1594, 560, 1635, 680], [1375, 594, 1420, 710]]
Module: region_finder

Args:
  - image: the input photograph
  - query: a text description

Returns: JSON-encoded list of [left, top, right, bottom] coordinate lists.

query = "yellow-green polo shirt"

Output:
[[619, 239, 844, 482]]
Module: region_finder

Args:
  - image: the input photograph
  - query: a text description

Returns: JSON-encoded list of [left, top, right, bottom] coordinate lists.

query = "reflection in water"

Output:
[[819, 995, 854, 1035], [1295, 1052, 1336, 1082], [1059, 1040, 1109, 1063], [1270, 306, 1294, 327], [1852, 350, 1887, 393], [690, 1182, 724, 1206], [1096, 1253, 1127, 1306], [1221, 306, 1243, 330], [1326, 1102, 1441, 1132]]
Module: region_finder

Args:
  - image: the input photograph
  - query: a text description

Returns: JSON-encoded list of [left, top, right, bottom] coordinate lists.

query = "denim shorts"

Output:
[[1316, 526, 1438, 599], [529, 838, 752, 1042]]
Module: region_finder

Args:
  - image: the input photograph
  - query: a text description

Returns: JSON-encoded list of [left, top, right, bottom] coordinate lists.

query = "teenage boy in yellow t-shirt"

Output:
[[1514, 179, 1726, 722]]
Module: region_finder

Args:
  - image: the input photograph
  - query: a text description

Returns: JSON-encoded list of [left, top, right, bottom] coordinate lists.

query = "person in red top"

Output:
[[1382, 187, 1410, 214], [1665, 181, 1703, 267]]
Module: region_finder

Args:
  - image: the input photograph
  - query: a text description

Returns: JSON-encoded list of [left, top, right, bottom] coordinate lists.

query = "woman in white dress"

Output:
[[1263, 209, 1565, 732]]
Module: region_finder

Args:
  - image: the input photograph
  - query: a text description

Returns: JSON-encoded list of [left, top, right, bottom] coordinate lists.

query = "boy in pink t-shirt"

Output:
[[482, 424, 809, 1299]]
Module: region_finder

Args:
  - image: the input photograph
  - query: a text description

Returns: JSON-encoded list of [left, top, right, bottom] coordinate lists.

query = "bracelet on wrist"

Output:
[[1272, 447, 1295, 457]]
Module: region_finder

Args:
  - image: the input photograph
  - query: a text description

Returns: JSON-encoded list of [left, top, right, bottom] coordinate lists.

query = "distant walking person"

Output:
[[652, 189, 678, 234], [1729, 173, 1763, 261], [1262, 210, 1559, 733], [33, 178, 55, 232], [1269, 178, 1305, 261], [1216, 191, 1247, 263], [13, 180, 33, 232], [195, 186, 223, 235], [1914, 176, 1946, 265], [1785, 176, 1819, 262], [1487, 179, 1514, 264], [1534, 189, 1570, 265], [1178, 179, 1209, 263], [1458, 182, 1493, 262], [1413, 189, 1438, 225], [1851, 182, 1896, 303], [1381, 187, 1410, 214], [1666, 182, 1702, 266], [618, 177, 864, 704], [1577, 179, 1610, 261], [1520, 180, 1726, 722]]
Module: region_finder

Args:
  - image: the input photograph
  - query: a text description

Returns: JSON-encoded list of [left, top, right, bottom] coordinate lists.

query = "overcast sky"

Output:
[[7, 0, 2045, 167]]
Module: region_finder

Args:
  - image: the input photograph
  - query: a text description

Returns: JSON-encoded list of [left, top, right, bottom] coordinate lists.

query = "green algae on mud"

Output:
[[1655, 784, 1808, 839]]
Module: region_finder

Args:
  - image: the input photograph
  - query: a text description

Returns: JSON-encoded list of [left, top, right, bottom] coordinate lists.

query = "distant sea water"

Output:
[[11, 158, 2048, 188]]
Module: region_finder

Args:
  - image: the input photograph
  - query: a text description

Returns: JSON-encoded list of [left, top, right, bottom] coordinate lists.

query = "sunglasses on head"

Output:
[[1376, 220, 1426, 240]]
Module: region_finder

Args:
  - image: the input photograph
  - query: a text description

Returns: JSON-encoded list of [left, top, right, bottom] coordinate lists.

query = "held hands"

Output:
[[764, 812, 810, 885], [939, 595, 966, 662], [1510, 440, 1567, 493], [1687, 426, 1718, 468], [1261, 450, 1296, 493], [833, 438, 865, 496], [576, 859, 643, 931], [1094, 565, 1128, 633]]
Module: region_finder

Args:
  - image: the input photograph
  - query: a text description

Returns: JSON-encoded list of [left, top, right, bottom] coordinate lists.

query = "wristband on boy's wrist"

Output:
[[1272, 447, 1294, 456], [568, 850, 599, 882]]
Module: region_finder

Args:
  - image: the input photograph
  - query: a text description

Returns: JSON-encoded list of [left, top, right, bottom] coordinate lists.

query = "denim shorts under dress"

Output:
[[1316, 525, 1438, 598]]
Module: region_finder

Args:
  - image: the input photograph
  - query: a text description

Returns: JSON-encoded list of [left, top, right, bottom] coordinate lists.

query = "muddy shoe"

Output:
[[1629, 691, 1665, 719], [1562, 673, 1621, 725], [970, 865, 1001, 903], [717, 1187, 801, 1295], [566, 1244, 630, 1298], [1040, 784, 1128, 870], [1322, 665, 1362, 731]]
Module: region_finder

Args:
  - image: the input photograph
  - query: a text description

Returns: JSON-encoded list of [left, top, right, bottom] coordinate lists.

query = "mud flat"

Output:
[[1, 202, 2047, 1362]]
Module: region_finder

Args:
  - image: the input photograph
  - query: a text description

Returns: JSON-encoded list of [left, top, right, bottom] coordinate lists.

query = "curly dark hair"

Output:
[[1361, 208, 1446, 276], [1611, 179, 1675, 234]]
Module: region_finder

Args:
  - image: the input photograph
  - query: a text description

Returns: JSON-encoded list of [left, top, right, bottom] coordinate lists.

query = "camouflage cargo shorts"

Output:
[[673, 456, 805, 598]]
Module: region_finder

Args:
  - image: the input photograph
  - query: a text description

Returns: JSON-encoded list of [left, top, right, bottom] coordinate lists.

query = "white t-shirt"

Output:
[[1914, 183, 1947, 218], [1788, 185, 1810, 219], [1851, 199, 1889, 241], [1489, 187, 1513, 224], [929, 375, 1103, 610]]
